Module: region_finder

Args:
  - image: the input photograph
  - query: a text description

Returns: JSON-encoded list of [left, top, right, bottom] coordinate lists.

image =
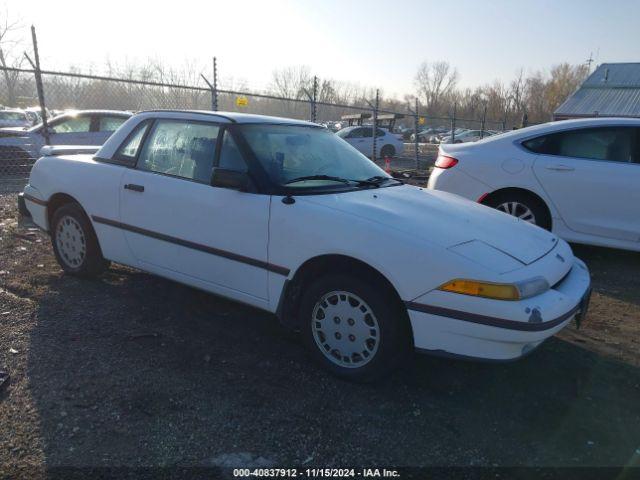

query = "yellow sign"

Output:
[[418, 116, 425, 125], [236, 96, 249, 107]]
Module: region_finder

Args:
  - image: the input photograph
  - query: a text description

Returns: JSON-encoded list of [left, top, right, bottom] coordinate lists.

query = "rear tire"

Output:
[[380, 144, 396, 158], [299, 273, 410, 382], [484, 191, 551, 230], [51, 203, 110, 277]]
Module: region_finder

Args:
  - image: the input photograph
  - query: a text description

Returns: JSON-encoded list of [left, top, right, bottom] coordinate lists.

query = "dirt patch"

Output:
[[1, 192, 639, 475]]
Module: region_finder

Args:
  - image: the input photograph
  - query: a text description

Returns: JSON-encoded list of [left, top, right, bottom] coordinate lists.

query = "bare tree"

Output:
[[414, 61, 458, 112], [0, 7, 25, 107]]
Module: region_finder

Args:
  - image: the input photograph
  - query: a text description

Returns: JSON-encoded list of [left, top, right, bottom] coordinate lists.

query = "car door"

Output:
[[344, 127, 367, 154], [530, 126, 640, 242], [118, 118, 271, 304], [48, 114, 93, 145], [90, 115, 128, 145]]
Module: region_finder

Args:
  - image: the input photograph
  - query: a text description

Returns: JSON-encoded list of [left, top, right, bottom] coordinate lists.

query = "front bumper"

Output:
[[407, 259, 591, 361]]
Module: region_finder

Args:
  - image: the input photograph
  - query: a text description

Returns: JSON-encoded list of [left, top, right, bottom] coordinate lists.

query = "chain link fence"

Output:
[[0, 63, 517, 192]]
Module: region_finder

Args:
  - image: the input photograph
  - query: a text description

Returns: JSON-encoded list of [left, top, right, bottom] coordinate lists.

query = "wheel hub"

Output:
[[55, 215, 87, 268], [496, 201, 536, 224], [311, 291, 380, 368]]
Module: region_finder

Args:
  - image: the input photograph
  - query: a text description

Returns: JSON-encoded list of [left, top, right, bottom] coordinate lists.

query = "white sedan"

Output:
[[22, 110, 591, 381], [336, 125, 404, 158], [428, 117, 640, 252]]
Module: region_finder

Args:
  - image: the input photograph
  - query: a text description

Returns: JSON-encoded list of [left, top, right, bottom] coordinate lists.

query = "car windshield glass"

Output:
[[239, 124, 392, 190], [0, 111, 26, 121]]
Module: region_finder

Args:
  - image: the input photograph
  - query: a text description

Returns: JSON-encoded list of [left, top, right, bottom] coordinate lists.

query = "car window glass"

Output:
[[138, 120, 219, 183], [51, 116, 91, 134], [218, 130, 247, 172], [347, 128, 362, 139], [361, 128, 373, 138], [115, 121, 149, 164], [524, 127, 634, 162], [98, 116, 127, 132], [376, 128, 385, 137]]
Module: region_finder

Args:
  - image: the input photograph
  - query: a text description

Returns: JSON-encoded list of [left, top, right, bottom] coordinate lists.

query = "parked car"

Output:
[[409, 127, 441, 143], [428, 117, 640, 252], [336, 125, 405, 157], [21, 110, 591, 381], [0, 109, 32, 129], [0, 110, 132, 163], [440, 129, 494, 144]]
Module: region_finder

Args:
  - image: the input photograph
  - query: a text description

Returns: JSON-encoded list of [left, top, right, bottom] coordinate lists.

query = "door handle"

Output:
[[545, 165, 574, 172], [124, 183, 144, 192]]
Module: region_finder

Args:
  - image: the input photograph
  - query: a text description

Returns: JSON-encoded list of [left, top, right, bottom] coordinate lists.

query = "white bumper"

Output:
[[22, 184, 49, 231], [427, 166, 490, 202], [407, 258, 591, 361]]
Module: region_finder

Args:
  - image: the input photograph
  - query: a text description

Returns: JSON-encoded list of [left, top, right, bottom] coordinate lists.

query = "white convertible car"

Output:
[[21, 111, 591, 381], [428, 118, 640, 252]]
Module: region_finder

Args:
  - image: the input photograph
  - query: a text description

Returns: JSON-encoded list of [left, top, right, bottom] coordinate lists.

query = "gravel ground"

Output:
[[1, 192, 639, 477]]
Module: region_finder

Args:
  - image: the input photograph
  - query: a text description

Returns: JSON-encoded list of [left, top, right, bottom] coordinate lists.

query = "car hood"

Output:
[[302, 184, 558, 265]]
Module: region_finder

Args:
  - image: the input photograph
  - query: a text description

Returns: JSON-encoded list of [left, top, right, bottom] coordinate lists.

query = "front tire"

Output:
[[51, 203, 109, 277], [299, 273, 410, 382]]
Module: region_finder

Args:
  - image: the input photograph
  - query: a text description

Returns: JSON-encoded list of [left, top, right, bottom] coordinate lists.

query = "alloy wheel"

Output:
[[496, 201, 537, 224]]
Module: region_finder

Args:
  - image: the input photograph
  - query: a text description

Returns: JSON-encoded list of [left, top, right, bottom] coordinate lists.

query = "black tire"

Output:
[[299, 273, 411, 382], [380, 144, 396, 158], [484, 191, 551, 230], [50, 203, 110, 277]]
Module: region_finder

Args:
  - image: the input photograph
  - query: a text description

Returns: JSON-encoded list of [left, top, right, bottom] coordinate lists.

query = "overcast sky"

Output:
[[5, 0, 640, 98]]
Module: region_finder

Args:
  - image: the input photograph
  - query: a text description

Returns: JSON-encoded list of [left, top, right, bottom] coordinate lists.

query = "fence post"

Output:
[[27, 26, 50, 145], [212, 57, 218, 111], [311, 75, 318, 123], [414, 98, 419, 170], [372, 89, 379, 162], [480, 102, 487, 139], [450, 103, 456, 144], [521, 111, 528, 128]]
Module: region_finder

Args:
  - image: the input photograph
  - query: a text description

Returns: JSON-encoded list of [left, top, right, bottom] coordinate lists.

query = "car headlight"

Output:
[[439, 276, 550, 301]]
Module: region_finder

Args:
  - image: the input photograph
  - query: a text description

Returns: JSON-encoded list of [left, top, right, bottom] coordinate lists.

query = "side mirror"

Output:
[[212, 168, 249, 191]]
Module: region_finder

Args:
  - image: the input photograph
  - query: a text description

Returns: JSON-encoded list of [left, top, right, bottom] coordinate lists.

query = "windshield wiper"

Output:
[[284, 175, 353, 185], [283, 174, 400, 188]]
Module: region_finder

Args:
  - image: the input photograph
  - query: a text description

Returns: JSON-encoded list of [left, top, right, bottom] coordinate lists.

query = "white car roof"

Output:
[[140, 110, 318, 126], [489, 117, 640, 143]]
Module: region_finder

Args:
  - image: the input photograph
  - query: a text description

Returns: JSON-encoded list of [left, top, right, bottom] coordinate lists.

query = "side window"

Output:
[[347, 128, 363, 139], [361, 128, 373, 138], [523, 127, 635, 162], [97, 116, 127, 132], [51, 116, 91, 134], [376, 128, 385, 137], [114, 121, 150, 165], [218, 130, 247, 172], [138, 120, 220, 183]]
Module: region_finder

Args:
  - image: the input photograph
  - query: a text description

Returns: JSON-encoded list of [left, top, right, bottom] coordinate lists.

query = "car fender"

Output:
[[267, 194, 490, 311]]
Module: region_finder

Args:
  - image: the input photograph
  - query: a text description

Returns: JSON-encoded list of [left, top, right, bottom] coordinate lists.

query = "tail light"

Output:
[[435, 154, 458, 169]]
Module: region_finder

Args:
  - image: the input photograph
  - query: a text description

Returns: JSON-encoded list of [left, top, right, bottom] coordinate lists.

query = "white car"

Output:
[[21, 110, 591, 381], [0, 109, 32, 129], [428, 117, 640, 252], [336, 125, 404, 158], [0, 110, 132, 162], [440, 129, 494, 144]]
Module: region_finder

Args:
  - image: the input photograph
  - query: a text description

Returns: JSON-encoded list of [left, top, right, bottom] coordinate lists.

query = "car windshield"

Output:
[[0, 111, 27, 121], [239, 124, 393, 190]]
